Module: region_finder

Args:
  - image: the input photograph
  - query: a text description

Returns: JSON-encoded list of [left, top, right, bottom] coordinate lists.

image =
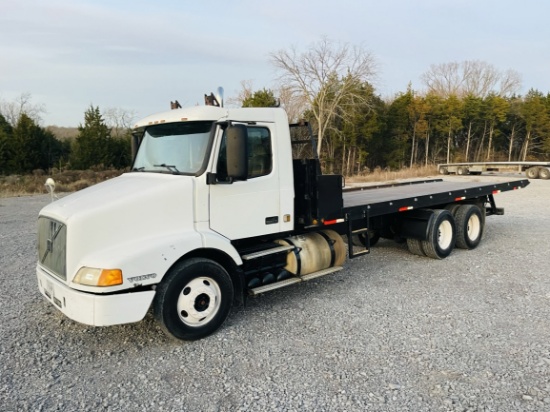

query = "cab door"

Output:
[[209, 123, 282, 240]]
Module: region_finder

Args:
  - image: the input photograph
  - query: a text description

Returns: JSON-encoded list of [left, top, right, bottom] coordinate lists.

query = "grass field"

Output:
[[0, 165, 439, 197]]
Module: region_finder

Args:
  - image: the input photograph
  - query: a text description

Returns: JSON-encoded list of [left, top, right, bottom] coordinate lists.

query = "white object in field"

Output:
[[45, 178, 57, 202]]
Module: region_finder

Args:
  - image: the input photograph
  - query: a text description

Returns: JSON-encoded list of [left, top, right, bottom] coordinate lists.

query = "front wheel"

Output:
[[154, 258, 234, 341]]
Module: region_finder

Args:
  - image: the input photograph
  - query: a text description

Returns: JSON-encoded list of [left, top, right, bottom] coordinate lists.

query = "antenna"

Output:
[[45, 178, 57, 203]]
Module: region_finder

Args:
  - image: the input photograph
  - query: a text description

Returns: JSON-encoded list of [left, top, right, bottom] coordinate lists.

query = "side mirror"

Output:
[[226, 125, 248, 181]]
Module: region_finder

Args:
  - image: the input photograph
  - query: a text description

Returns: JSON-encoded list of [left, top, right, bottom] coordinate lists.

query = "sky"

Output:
[[1, 0, 549, 127]]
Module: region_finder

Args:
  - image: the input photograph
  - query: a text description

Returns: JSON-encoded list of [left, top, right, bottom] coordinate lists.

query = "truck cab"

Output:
[[37, 103, 328, 340]]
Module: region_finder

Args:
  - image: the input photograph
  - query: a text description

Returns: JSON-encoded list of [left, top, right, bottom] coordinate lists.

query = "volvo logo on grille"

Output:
[[47, 221, 59, 253], [38, 217, 67, 280], [42, 220, 63, 263]]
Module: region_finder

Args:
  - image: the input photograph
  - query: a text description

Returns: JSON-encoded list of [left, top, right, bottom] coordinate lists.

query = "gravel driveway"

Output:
[[1, 174, 549, 411]]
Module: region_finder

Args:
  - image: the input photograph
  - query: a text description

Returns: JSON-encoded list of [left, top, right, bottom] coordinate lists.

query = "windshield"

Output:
[[133, 121, 214, 175]]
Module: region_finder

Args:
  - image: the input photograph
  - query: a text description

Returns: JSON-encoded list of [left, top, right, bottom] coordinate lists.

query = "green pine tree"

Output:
[[70, 106, 112, 169], [242, 89, 278, 108]]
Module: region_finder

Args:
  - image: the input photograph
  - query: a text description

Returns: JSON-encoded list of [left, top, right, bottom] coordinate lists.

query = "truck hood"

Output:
[[39, 173, 197, 280], [41, 173, 194, 223]]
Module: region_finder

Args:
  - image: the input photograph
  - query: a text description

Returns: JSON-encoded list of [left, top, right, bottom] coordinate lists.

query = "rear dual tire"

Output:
[[351, 230, 380, 247], [454, 205, 483, 249], [526, 167, 540, 179], [406, 209, 456, 259], [421, 210, 456, 259], [407, 205, 484, 258], [406, 238, 425, 256]]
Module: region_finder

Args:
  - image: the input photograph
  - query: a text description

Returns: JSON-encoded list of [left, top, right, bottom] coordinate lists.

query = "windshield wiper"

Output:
[[132, 167, 145, 172], [154, 164, 180, 174]]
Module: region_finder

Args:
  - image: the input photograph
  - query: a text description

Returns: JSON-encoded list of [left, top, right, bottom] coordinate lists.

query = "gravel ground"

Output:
[[1, 174, 549, 411]]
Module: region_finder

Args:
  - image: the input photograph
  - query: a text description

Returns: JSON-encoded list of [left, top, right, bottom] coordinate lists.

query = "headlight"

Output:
[[73, 267, 123, 287]]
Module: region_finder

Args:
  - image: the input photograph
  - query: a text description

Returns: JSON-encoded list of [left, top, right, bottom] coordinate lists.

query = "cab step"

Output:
[[249, 266, 344, 295]]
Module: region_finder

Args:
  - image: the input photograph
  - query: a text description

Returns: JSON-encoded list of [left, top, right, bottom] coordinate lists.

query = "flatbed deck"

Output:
[[342, 179, 529, 217]]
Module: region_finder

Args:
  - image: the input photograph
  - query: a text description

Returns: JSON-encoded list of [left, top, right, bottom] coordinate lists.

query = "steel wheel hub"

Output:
[[467, 215, 481, 240], [437, 220, 453, 249], [177, 277, 221, 327]]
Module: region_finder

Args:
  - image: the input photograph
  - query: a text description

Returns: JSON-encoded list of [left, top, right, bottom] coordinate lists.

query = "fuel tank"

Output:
[[275, 230, 346, 276]]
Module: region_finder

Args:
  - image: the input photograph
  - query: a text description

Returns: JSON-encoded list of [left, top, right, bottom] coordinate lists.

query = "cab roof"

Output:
[[134, 106, 288, 128]]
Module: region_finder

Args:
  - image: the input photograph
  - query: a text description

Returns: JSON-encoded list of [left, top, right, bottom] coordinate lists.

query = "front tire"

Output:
[[154, 258, 234, 341]]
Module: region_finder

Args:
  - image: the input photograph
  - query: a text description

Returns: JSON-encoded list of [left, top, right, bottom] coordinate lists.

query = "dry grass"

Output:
[[1, 165, 440, 198], [346, 165, 439, 185], [0, 169, 124, 198]]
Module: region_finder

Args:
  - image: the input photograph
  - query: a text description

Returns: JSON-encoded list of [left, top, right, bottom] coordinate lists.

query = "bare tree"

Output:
[[226, 80, 255, 107], [275, 85, 307, 123], [103, 107, 137, 138], [0, 92, 46, 126], [271, 37, 377, 155], [421, 60, 521, 98], [498, 69, 522, 96]]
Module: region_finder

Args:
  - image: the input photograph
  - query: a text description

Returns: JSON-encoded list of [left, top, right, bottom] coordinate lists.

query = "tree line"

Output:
[[0, 104, 131, 175], [324, 85, 550, 175], [240, 83, 550, 176]]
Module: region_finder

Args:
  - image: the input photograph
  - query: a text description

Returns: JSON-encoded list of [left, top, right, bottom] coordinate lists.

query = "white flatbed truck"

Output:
[[36, 94, 530, 340]]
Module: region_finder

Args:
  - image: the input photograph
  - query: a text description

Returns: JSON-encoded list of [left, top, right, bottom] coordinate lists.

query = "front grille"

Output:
[[38, 217, 67, 280]]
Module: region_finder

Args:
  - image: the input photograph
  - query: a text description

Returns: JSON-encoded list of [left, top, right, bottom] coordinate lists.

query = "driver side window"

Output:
[[217, 126, 272, 180]]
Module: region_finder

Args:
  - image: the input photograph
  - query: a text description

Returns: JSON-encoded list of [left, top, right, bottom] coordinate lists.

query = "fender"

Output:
[[69, 231, 203, 293], [199, 229, 242, 266]]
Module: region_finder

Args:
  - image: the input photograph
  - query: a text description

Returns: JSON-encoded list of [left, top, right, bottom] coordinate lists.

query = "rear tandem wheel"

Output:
[[454, 204, 484, 249], [539, 167, 550, 180], [421, 210, 456, 259], [406, 238, 425, 256], [526, 167, 540, 179], [351, 230, 380, 247]]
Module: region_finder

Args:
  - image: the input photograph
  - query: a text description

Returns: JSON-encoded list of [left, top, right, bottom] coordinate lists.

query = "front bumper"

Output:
[[36, 265, 156, 326]]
